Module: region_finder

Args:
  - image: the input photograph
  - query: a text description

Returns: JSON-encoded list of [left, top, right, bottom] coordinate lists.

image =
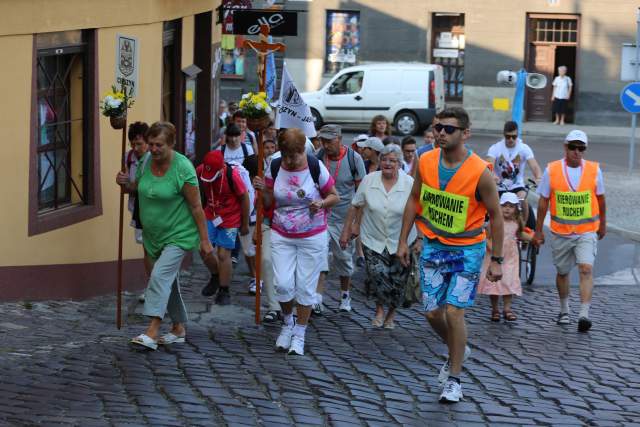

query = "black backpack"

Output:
[[270, 154, 321, 187], [316, 147, 358, 181]]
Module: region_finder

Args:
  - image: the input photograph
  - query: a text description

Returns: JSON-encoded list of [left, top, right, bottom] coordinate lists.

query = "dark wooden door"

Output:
[[526, 44, 555, 121]]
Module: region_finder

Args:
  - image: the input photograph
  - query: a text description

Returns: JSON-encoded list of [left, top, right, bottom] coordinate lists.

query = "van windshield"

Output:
[[329, 71, 363, 95]]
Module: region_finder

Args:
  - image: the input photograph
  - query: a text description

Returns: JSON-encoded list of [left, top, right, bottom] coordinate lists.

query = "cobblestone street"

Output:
[[0, 256, 639, 426]]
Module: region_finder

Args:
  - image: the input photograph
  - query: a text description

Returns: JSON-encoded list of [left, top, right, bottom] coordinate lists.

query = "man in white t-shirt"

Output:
[[551, 65, 573, 125], [487, 121, 542, 223], [535, 130, 606, 333], [218, 123, 255, 165]]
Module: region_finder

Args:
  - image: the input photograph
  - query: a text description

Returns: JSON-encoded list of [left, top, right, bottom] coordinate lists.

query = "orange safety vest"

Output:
[[548, 159, 600, 235], [415, 148, 488, 246]]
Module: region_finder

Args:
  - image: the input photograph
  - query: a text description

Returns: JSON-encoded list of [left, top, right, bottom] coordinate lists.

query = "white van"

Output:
[[301, 62, 445, 136]]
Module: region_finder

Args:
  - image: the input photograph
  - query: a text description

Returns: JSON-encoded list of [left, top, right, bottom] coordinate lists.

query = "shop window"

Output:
[[221, 0, 251, 79], [29, 30, 101, 235], [325, 10, 360, 74]]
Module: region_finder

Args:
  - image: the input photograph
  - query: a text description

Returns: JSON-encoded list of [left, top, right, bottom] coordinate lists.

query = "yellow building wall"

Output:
[[0, 0, 223, 268]]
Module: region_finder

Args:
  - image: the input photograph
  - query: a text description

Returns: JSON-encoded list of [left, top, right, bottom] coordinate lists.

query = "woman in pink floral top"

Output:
[[254, 129, 339, 356]]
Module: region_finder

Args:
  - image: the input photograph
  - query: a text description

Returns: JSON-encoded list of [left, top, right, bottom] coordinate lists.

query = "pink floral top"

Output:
[[265, 161, 334, 238]]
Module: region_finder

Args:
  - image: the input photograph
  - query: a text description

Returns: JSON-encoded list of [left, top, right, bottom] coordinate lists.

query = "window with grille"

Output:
[[531, 19, 577, 44], [30, 30, 101, 235]]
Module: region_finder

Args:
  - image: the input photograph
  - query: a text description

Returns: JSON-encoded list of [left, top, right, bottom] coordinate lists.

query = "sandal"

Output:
[[491, 309, 501, 322], [158, 332, 185, 345], [130, 334, 158, 350], [503, 310, 518, 321], [372, 317, 384, 328], [263, 310, 281, 323]]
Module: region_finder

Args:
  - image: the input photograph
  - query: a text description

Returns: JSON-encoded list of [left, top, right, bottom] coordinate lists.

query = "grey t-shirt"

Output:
[[321, 148, 366, 224]]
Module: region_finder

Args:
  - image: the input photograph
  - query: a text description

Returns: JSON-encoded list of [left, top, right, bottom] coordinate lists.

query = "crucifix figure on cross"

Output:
[[243, 24, 286, 92]]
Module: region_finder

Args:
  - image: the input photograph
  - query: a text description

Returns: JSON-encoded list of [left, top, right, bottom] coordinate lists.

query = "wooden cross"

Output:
[[243, 25, 285, 92], [242, 24, 285, 324]]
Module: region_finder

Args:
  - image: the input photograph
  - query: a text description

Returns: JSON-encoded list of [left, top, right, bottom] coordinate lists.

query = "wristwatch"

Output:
[[490, 256, 504, 264]]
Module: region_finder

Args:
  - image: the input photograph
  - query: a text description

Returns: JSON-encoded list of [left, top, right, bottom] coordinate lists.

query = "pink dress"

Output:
[[477, 220, 522, 296]]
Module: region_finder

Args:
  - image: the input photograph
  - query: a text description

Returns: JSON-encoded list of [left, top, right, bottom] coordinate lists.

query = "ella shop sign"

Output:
[[232, 10, 298, 36], [115, 34, 139, 97]]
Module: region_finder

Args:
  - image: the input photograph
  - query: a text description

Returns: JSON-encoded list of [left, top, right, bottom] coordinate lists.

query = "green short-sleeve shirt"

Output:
[[136, 152, 200, 260]]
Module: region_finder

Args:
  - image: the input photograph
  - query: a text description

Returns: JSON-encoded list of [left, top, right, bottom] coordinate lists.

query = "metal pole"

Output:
[[630, 8, 640, 174]]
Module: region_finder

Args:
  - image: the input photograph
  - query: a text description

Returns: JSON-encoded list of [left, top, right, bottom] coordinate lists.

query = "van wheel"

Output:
[[311, 109, 323, 130], [394, 111, 418, 136]]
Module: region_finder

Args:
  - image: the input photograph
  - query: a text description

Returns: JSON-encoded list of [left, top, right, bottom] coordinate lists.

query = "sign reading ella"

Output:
[[115, 34, 140, 96], [233, 10, 298, 36]]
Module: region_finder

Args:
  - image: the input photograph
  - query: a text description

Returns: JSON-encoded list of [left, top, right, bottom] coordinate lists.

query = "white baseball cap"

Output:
[[357, 136, 385, 152], [499, 192, 521, 207], [564, 130, 588, 146], [353, 134, 368, 144]]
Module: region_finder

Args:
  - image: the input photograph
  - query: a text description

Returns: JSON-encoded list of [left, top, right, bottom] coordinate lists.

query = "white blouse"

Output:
[[352, 171, 417, 255]]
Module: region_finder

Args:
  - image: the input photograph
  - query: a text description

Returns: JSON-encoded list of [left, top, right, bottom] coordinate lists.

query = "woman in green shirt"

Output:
[[117, 122, 213, 350]]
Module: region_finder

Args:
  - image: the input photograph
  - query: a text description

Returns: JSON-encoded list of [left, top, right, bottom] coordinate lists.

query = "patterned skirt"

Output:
[[363, 245, 412, 308]]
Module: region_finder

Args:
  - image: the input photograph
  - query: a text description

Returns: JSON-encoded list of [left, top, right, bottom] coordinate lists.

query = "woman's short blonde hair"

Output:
[[146, 121, 176, 147], [278, 128, 306, 155]]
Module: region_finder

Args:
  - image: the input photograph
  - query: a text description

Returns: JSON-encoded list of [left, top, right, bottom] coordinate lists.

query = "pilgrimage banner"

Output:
[[275, 63, 316, 137]]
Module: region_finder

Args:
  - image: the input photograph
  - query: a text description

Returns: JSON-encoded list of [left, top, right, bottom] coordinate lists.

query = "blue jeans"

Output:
[[143, 244, 188, 323]]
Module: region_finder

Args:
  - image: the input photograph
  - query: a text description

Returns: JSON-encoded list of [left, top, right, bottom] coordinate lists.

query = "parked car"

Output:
[[301, 62, 445, 136]]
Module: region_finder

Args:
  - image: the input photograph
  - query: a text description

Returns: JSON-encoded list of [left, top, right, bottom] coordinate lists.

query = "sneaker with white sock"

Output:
[[439, 378, 463, 403], [438, 345, 471, 385], [288, 335, 305, 356], [275, 324, 294, 351], [339, 294, 352, 312]]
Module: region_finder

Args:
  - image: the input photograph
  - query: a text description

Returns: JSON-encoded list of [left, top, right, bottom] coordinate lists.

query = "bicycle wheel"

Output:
[[525, 244, 537, 285]]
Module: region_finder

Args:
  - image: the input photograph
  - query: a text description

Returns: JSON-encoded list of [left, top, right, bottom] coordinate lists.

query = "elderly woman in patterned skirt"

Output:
[[340, 144, 419, 328]]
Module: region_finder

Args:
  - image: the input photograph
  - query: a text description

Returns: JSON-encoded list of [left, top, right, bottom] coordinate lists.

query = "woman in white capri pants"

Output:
[[254, 129, 339, 356]]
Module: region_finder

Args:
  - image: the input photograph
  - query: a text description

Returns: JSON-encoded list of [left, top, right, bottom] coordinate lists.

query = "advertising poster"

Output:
[[325, 11, 360, 74], [221, 0, 252, 78]]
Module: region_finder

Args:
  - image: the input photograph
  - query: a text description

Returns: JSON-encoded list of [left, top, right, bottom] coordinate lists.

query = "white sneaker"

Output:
[[275, 325, 294, 351], [339, 294, 352, 312], [439, 379, 463, 403], [248, 279, 263, 296], [438, 345, 471, 385], [288, 334, 305, 356]]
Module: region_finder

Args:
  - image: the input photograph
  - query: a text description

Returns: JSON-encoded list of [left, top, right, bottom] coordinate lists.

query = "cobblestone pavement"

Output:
[[1, 256, 639, 426]]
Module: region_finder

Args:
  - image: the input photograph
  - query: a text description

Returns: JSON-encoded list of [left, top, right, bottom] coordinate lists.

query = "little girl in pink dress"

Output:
[[478, 192, 534, 321]]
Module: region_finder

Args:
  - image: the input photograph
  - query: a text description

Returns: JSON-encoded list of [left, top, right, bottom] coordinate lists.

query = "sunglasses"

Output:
[[434, 123, 465, 134], [504, 134, 518, 140], [567, 143, 586, 152]]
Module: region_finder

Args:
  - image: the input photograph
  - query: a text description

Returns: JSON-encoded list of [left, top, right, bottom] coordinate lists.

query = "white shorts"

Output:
[[271, 230, 328, 306], [551, 232, 598, 275]]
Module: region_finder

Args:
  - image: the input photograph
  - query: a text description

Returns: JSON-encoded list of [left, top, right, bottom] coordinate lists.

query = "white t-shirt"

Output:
[[538, 160, 605, 198], [402, 159, 414, 174], [234, 164, 256, 223], [487, 139, 535, 191], [218, 143, 255, 165], [265, 161, 334, 238], [552, 75, 572, 100]]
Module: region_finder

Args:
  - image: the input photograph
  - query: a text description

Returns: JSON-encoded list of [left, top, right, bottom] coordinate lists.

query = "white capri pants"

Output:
[[271, 230, 328, 306]]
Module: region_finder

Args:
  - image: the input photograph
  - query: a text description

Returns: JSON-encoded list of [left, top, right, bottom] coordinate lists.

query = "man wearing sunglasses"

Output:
[[487, 121, 542, 224], [398, 107, 504, 404], [535, 130, 606, 333]]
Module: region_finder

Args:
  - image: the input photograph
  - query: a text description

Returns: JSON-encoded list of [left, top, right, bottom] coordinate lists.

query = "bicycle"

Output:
[[518, 179, 538, 286]]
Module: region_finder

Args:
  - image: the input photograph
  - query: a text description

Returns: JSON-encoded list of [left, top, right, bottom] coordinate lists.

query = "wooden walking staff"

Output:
[[116, 114, 128, 329], [243, 25, 285, 325]]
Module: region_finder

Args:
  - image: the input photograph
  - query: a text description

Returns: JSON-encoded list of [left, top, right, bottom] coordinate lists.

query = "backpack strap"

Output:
[[307, 154, 321, 187], [221, 145, 226, 154], [347, 147, 357, 181], [225, 163, 236, 194], [241, 142, 249, 159], [270, 157, 282, 182]]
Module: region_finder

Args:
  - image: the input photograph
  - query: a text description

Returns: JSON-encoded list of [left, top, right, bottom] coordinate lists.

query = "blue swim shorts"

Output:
[[419, 242, 486, 312], [207, 221, 239, 250]]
